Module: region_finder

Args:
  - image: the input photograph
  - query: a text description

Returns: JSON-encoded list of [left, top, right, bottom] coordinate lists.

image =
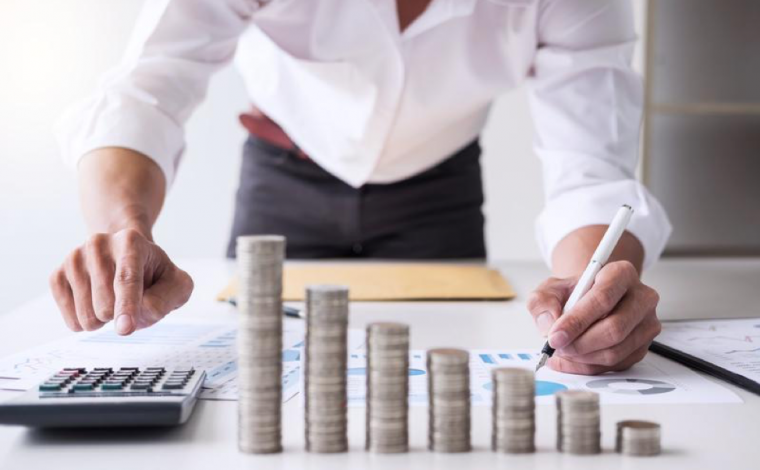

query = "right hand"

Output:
[[49, 229, 194, 335]]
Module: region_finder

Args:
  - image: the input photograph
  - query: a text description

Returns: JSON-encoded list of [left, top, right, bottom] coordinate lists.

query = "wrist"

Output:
[[99, 204, 154, 241], [551, 226, 644, 278]]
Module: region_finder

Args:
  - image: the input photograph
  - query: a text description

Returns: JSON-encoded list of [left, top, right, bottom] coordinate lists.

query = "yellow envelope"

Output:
[[217, 263, 515, 302]]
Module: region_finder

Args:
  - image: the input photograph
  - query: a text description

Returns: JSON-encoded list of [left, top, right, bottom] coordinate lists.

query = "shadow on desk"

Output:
[[20, 400, 209, 447]]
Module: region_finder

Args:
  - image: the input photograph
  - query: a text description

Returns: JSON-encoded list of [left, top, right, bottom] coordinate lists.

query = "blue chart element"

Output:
[[282, 367, 300, 391], [200, 330, 236, 348], [536, 380, 567, 396], [498, 354, 513, 360], [282, 350, 300, 362], [205, 360, 236, 385], [483, 380, 567, 396], [347, 368, 426, 376], [480, 354, 495, 364], [517, 353, 532, 361]]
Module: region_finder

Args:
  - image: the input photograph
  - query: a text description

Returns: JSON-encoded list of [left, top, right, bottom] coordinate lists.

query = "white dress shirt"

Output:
[[56, 0, 672, 268]]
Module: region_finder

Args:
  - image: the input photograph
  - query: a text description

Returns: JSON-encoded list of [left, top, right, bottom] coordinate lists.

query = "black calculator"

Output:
[[0, 367, 205, 428]]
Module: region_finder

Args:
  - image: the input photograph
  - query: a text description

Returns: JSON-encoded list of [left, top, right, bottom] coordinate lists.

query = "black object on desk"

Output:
[[0, 367, 205, 427], [650, 341, 760, 396]]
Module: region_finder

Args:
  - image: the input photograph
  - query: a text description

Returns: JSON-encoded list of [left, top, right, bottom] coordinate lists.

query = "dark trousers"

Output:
[[227, 136, 487, 259]]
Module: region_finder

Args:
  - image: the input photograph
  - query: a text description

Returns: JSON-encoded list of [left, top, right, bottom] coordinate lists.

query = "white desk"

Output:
[[1, 258, 759, 470]]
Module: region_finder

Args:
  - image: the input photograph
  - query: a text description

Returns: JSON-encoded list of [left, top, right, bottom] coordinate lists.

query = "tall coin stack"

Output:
[[556, 390, 601, 455], [304, 285, 349, 453], [427, 348, 471, 453], [491, 367, 535, 453], [616, 420, 661, 456], [236, 235, 286, 454], [366, 322, 410, 453]]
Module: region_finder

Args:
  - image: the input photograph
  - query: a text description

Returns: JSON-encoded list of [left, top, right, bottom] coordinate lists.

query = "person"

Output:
[[49, 0, 671, 375]]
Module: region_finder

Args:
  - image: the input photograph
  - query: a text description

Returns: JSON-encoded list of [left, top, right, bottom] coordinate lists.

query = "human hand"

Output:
[[49, 229, 194, 335], [527, 261, 661, 375]]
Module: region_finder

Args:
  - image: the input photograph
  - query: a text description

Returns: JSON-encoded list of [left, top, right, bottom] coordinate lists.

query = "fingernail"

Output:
[[549, 330, 570, 349], [115, 315, 132, 335], [536, 312, 554, 333]]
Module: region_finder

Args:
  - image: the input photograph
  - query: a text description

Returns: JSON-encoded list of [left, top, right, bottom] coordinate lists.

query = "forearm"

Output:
[[551, 226, 644, 278], [78, 147, 166, 240]]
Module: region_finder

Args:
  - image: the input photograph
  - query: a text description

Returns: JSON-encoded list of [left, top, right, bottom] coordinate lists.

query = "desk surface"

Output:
[[0, 258, 759, 470]]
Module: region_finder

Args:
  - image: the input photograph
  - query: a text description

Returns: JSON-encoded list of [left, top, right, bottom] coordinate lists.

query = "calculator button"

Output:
[[101, 383, 124, 390], [93, 368, 113, 373], [146, 367, 166, 372], [162, 383, 185, 390], [73, 383, 95, 391], [39, 383, 62, 392], [131, 383, 152, 390]]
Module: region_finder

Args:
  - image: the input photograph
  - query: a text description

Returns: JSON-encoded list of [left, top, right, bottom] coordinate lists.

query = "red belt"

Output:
[[238, 106, 310, 160]]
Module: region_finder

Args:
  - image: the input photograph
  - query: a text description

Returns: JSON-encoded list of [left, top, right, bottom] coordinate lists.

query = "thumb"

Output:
[[526, 277, 575, 336]]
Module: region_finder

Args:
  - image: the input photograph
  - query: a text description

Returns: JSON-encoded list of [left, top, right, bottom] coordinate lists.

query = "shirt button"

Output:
[[352, 243, 363, 254]]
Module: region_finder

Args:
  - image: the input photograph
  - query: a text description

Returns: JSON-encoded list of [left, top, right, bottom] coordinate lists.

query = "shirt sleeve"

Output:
[[54, 0, 264, 186], [528, 0, 671, 270]]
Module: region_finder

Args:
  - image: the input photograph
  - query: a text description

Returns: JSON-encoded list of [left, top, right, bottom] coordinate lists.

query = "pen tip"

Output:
[[535, 354, 548, 372]]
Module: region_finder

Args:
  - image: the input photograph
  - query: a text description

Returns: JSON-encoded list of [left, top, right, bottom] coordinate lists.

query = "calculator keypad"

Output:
[[38, 367, 197, 397]]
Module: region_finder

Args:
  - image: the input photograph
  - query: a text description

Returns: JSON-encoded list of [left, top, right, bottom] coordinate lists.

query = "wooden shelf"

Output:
[[651, 102, 760, 116]]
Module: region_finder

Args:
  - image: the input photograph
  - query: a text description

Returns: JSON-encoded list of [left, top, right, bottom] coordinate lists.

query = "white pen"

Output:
[[535, 204, 635, 372]]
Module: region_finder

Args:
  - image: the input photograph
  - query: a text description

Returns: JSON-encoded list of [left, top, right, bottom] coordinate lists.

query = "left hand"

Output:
[[527, 260, 661, 375]]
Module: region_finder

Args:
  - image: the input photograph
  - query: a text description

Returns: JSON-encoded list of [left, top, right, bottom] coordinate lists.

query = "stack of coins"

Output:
[[366, 322, 410, 453], [304, 285, 349, 453], [236, 235, 285, 454], [491, 367, 535, 453], [616, 420, 661, 456], [427, 348, 471, 453], [556, 390, 601, 455]]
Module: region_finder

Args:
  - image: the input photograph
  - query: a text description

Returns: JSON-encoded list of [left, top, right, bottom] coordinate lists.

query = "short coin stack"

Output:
[[236, 235, 286, 454], [427, 348, 471, 453], [304, 285, 350, 453], [366, 322, 410, 453], [556, 390, 601, 455], [616, 420, 661, 456], [491, 367, 535, 453]]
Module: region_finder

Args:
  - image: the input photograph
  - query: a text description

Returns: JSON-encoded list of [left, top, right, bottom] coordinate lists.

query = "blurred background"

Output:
[[2, 1, 756, 314]]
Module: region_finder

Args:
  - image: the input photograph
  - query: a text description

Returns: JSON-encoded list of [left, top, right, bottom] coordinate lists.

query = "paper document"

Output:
[[1, 321, 741, 406], [217, 263, 515, 302], [654, 318, 760, 390], [343, 349, 741, 406], [0, 318, 306, 402]]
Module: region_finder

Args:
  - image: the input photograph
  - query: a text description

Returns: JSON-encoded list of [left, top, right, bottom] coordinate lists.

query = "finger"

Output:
[[65, 250, 105, 331], [50, 267, 82, 332], [548, 260, 639, 350], [113, 230, 147, 335], [140, 266, 194, 329], [526, 277, 575, 336], [548, 343, 650, 375], [558, 314, 661, 366], [558, 285, 659, 356], [85, 234, 116, 323]]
